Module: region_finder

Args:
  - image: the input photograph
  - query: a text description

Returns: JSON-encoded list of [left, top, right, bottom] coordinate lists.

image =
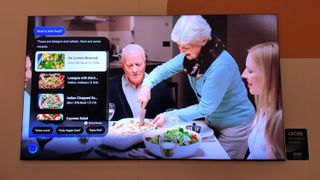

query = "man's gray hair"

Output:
[[120, 44, 146, 62], [171, 15, 212, 45]]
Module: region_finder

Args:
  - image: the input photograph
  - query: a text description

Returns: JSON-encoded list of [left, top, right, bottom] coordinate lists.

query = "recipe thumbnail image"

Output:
[[37, 114, 63, 121], [37, 53, 65, 70], [38, 93, 64, 109], [39, 73, 65, 89]]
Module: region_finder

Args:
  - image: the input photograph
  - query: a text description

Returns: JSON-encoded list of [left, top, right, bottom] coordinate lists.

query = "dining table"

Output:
[[43, 120, 230, 160]]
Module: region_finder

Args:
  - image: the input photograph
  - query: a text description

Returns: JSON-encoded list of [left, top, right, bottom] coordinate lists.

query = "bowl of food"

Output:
[[143, 127, 202, 159], [101, 118, 156, 150]]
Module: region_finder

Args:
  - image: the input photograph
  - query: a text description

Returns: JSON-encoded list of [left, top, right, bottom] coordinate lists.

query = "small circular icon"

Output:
[[28, 143, 38, 154], [84, 121, 88, 126]]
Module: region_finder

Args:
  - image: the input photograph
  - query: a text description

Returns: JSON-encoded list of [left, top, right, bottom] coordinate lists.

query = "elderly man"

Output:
[[109, 44, 175, 121]]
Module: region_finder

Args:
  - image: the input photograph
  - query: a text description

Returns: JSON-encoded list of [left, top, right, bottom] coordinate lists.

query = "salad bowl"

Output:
[[143, 127, 202, 159]]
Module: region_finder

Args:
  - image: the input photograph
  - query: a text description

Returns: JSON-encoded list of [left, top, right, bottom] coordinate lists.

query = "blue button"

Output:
[[28, 143, 38, 154], [33, 26, 65, 36]]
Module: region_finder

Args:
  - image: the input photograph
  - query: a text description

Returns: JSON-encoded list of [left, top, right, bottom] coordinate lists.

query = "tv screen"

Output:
[[21, 15, 284, 160]]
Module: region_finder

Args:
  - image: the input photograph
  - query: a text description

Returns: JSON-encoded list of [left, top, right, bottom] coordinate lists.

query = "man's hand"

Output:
[[138, 86, 151, 109], [150, 113, 166, 127]]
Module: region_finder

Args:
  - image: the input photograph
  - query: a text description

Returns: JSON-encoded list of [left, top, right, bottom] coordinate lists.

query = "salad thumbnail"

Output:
[[37, 114, 63, 121], [38, 53, 65, 69], [38, 93, 64, 109]]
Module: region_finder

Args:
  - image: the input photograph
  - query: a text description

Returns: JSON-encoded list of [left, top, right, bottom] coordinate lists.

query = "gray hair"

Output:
[[120, 44, 146, 62], [171, 15, 212, 45]]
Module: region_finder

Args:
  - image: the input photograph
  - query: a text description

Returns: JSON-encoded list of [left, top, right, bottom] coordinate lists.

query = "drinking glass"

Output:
[[165, 108, 179, 128], [108, 103, 115, 121], [159, 134, 177, 159], [78, 137, 89, 158]]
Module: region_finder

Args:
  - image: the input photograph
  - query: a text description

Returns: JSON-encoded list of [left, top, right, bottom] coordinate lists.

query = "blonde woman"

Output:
[[242, 42, 285, 159]]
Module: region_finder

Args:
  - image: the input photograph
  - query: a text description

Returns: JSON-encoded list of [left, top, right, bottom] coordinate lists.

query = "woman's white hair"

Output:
[[120, 44, 146, 63], [171, 15, 212, 45]]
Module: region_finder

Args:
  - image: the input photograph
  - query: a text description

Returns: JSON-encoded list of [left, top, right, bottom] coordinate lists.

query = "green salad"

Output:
[[38, 53, 65, 69], [145, 127, 199, 146]]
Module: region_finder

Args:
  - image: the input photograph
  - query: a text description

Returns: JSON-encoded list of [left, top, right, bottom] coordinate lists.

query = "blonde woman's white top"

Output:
[[247, 115, 270, 159]]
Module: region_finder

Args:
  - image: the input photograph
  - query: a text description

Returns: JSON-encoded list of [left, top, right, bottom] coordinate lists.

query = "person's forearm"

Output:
[[142, 54, 184, 88]]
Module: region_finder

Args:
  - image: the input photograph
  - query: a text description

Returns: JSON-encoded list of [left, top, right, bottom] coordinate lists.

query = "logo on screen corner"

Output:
[[28, 143, 38, 154]]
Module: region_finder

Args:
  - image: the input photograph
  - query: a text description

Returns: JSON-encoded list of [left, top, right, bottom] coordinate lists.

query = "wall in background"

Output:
[[168, 0, 320, 58]]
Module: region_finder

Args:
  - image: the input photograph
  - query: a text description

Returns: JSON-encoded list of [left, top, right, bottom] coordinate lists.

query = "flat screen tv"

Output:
[[21, 15, 284, 160]]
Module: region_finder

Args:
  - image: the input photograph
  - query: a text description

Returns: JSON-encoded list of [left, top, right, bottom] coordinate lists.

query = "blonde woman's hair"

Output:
[[248, 42, 284, 159]]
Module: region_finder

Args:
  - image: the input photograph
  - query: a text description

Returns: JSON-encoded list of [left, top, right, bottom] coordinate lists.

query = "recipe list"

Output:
[[29, 37, 109, 137]]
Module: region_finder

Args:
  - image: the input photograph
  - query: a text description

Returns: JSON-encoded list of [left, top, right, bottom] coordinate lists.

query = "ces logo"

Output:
[[287, 131, 304, 136]]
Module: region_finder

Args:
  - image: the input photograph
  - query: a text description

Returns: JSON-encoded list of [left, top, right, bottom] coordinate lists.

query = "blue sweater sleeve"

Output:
[[142, 54, 184, 88]]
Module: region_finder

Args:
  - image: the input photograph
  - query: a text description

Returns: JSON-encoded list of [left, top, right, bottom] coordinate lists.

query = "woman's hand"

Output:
[[151, 113, 166, 127], [138, 86, 151, 109]]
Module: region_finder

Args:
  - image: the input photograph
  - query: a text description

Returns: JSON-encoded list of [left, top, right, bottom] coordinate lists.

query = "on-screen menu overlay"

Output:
[[29, 37, 109, 137]]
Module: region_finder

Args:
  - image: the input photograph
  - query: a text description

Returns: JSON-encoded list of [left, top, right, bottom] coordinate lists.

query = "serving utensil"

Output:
[[139, 108, 146, 126]]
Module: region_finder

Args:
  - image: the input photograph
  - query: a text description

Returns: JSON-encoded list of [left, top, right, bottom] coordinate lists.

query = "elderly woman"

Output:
[[242, 42, 284, 159], [138, 15, 255, 159]]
